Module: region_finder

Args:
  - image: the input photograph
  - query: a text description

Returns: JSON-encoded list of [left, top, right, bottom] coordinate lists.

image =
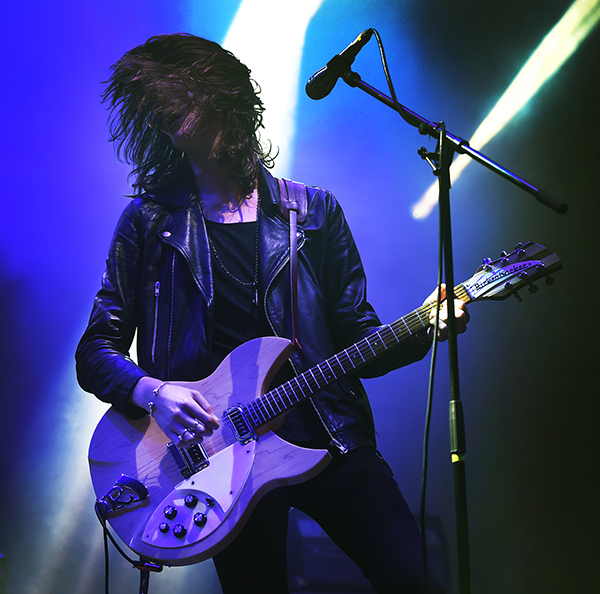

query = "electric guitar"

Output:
[[89, 241, 561, 566]]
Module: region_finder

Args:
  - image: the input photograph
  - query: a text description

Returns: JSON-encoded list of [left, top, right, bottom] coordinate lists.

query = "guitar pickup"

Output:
[[224, 404, 256, 445], [168, 442, 210, 479]]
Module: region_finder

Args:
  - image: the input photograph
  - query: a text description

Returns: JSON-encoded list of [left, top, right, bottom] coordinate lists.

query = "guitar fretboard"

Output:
[[243, 284, 471, 429]]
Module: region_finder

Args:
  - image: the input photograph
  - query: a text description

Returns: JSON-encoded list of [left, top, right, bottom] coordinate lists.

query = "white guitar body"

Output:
[[89, 337, 331, 565]]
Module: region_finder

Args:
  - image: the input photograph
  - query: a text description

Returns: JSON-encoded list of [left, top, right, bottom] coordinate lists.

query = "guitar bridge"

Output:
[[224, 404, 256, 445], [168, 442, 210, 479], [96, 474, 148, 518]]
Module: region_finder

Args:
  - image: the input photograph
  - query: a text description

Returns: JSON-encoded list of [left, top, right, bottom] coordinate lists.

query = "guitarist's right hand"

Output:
[[131, 376, 220, 445]]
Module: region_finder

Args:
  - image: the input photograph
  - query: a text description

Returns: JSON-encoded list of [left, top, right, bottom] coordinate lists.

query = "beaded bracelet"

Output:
[[147, 381, 168, 416]]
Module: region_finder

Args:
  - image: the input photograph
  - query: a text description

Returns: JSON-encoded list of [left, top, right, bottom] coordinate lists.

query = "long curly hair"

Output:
[[102, 34, 273, 196]]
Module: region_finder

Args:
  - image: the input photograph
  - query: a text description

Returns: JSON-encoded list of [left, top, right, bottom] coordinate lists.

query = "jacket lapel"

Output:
[[159, 194, 213, 306]]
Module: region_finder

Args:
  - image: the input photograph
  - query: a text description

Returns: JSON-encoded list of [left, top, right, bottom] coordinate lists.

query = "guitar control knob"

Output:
[[206, 497, 216, 507], [159, 522, 169, 533], [194, 512, 207, 527], [164, 505, 177, 520], [173, 524, 187, 539], [184, 494, 198, 508]]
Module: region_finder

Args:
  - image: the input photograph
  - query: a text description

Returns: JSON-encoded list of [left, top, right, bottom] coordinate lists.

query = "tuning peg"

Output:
[[545, 276, 555, 286], [514, 242, 524, 250], [481, 257, 492, 271], [506, 281, 523, 302], [528, 284, 539, 294], [501, 251, 508, 257]]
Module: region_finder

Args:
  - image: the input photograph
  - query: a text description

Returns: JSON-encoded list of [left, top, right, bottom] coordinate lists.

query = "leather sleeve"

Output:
[[75, 200, 148, 418]]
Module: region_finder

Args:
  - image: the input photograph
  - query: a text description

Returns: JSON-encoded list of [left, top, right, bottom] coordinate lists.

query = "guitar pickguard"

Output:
[[142, 441, 256, 549]]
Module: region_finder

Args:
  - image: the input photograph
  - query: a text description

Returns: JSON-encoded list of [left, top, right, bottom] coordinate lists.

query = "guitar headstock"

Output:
[[462, 242, 561, 302]]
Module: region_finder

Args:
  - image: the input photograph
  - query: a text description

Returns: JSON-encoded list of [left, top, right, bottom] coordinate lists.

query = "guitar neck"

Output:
[[244, 284, 472, 429]]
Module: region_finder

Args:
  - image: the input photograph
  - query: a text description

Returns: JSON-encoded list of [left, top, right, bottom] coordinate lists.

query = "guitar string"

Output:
[[259, 287, 473, 426], [250, 284, 472, 425]]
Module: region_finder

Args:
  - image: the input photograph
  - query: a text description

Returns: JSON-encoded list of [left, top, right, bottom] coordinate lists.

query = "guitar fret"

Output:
[[295, 375, 313, 398], [415, 307, 429, 328], [339, 349, 356, 370], [248, 405, 261, 426], [308, 368, 322, 390], [255, 399, 270, 423], [389, 324, 401, 343], [317, 363, 333, 384], [274, 392, 286, 412], [297, 372, 316, 394], [349, 345, 366, 365], [277, 384, 295, 407], [290, 376, 306, 400], [372, 331, 384, 351], [365, 339, 377, 358], [248, 401, 266, 425], [324, 359, 338, 380], [315, 365, 329, 386], [262, 395, 277, 418], [380, 325, 398, 347], [332, 354, 345, 375], [273, 393, 285, 413], [400, 318, 413, 336], [403, 315, 420, 335], [268, 392, 283, 414]]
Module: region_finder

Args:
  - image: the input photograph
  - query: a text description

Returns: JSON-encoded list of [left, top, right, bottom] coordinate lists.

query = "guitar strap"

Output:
[[277, 178, 308, 350]]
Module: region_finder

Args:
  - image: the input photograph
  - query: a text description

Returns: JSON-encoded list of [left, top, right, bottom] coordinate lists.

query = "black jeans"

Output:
[[213, 446, 446, 593]]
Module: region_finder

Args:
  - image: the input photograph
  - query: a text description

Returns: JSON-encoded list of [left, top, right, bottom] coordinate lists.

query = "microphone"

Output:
[[306, 28, 374, 100]]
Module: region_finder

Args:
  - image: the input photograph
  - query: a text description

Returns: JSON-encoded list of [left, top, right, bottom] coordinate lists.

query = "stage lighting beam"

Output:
[[412, 0, 600, 219]]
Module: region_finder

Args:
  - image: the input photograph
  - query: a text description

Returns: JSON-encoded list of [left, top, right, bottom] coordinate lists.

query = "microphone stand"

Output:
[[339, 69, 567, 594]]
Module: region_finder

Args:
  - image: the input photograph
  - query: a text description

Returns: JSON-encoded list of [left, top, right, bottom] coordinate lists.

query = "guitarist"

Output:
[[76, 34, 469, 594]]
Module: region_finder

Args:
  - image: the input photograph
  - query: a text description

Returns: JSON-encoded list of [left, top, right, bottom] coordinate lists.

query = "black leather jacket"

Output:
[[76, 167, 429, 453]]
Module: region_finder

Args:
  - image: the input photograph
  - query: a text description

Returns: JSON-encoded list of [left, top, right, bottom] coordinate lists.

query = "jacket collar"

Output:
[[150, 165, 300, 306]]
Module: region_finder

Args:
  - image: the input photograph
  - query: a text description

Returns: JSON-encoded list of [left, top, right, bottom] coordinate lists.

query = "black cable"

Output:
[[420, 251, 444, 592], [371, 29, 399, 105], [94, 502, 164, 594], [102, 516, 110, 594]]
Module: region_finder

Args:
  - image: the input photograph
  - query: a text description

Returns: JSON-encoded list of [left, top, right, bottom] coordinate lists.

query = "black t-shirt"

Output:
[[205, 219, 329, 449]]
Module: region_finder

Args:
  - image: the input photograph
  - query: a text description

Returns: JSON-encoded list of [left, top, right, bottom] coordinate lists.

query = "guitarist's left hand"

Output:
[[422, 284, 470, 341]]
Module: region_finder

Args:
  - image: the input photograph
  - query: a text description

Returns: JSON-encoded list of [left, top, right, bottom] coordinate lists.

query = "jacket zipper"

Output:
[[167, 252, 176, 379], [151, 280, 161, 364]]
